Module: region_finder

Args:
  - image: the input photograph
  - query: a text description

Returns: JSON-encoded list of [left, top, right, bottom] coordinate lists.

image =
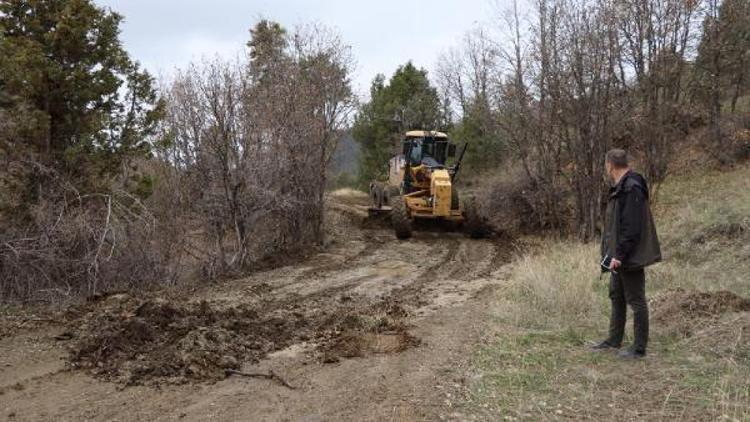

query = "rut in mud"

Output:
[[62, 192, 517, 385]]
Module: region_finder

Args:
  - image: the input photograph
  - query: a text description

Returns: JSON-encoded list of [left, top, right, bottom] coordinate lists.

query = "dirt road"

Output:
[[0, 191, 514, 421]]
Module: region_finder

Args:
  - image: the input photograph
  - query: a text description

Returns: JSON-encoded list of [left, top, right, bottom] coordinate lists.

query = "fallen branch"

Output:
[[224, 369, 296, 390]]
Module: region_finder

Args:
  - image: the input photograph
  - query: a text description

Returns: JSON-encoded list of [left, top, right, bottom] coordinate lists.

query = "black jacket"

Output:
[[601, 170, 662, 270]]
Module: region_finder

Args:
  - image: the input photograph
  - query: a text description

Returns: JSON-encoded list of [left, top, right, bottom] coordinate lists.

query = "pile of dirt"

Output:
[[319, 308, 419, 363], [64, 290, 422, 384], [652, 289, 750, 336], [325, 332, 419, 361], [66, 294, 308, 385], [690, 220, 749, 246]]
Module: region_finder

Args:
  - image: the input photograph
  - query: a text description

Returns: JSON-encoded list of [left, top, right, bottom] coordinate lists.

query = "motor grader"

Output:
[[369, 130, 482, 239]]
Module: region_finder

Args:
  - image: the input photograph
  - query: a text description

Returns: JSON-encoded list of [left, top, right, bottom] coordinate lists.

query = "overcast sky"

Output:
[[94, 0, 503, 98]]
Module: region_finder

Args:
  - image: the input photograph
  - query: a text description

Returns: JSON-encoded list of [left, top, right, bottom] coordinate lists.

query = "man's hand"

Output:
[[611, 258, 621, 270]]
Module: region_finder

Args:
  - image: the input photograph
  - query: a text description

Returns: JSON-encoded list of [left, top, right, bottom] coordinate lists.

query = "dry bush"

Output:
[[154, 24, 353, 279], [0, 162, 169, 303], [0, 23, 353, 302], [441, 0, 711, 240], [469, 167, 573, 236]]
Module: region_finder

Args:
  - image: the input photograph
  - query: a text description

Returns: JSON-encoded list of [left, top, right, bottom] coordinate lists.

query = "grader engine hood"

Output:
[[430, 169, 452, 217]]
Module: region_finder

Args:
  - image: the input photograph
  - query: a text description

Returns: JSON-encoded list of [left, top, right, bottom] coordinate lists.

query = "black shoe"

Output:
[[618, 349, 646, 359], [590, 341, 619, 351]]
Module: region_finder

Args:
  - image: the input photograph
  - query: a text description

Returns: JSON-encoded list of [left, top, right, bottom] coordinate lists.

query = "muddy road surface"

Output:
[[0, 191, 516, 421]]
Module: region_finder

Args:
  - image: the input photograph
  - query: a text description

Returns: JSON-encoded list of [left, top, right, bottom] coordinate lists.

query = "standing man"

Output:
[[592, 149, 661, 359]]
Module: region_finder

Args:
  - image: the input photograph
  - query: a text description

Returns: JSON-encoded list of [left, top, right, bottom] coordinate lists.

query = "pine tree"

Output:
[[0, 0, 162, 187], [352, 62, 444, 186]]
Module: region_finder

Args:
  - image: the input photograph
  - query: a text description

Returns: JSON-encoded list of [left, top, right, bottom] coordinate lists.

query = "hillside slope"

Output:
[[457, 163, 750, 421]]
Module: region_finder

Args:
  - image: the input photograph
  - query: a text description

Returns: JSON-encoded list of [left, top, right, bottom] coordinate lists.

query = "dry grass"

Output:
[[329, 188, 368, 199], [500, 242, 603, 330], [463, 163, 750, 421]]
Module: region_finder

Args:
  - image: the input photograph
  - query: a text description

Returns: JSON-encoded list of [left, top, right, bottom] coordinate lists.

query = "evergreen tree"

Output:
[[449, 100, 506, 172], [719, 0, 750, 113], [247, 19, 288, 79], [695, 0, 750, 109], [693, 0, 750, 152], [352, 62, 444, 186], [0, 0, 162, 186]]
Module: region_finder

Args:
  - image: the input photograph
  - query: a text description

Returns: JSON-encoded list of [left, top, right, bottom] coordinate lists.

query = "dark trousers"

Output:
[[606, 268, 649, 352]]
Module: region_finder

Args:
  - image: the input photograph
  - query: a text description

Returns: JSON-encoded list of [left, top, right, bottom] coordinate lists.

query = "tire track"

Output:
[[443, 240, 495, 281], [292, 230, 390, 282], [370, 237, 462, 311]]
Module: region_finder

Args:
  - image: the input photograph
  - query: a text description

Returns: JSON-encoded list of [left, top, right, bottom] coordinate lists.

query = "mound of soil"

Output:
[[690, 221, 749, 245], [319, 309, 419, 363], [67, 295, 308, 385], [325, 332, 419, 361], [65, 291, 421, 384], [652, 289, 750, 336]]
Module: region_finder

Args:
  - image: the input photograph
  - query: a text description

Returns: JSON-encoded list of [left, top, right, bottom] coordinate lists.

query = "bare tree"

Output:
[[618, 0, 701, 185], [157, 23, 354, 278], [442, 0, 712, 238]]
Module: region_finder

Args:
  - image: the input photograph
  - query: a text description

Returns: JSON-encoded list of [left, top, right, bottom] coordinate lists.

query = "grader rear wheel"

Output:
[[391, 196, 412, 239]]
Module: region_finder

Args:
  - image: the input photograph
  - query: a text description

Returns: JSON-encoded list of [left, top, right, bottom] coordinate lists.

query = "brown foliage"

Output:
[[154, 25, 353, 279], [0, 23, 353, 302], [0, 162, 169, 302], [439, 0, 728, 239]]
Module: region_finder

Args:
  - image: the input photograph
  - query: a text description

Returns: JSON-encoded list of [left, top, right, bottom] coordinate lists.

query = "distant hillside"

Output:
[[328, 132, 360, 187]]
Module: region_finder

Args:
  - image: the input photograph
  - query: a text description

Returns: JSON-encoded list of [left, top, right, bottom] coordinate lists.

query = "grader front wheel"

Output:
[[391, 196, 412, 239]]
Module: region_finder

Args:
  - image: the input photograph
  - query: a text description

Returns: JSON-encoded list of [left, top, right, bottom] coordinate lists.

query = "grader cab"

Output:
[[369, 130, 482, 239]]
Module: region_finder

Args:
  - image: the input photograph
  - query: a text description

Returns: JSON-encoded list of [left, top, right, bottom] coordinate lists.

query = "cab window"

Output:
[[409, 141, 422, 164]]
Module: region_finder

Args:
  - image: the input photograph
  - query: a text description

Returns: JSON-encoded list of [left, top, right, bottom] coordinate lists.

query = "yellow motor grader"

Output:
[[369, 130, 483, 239]]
